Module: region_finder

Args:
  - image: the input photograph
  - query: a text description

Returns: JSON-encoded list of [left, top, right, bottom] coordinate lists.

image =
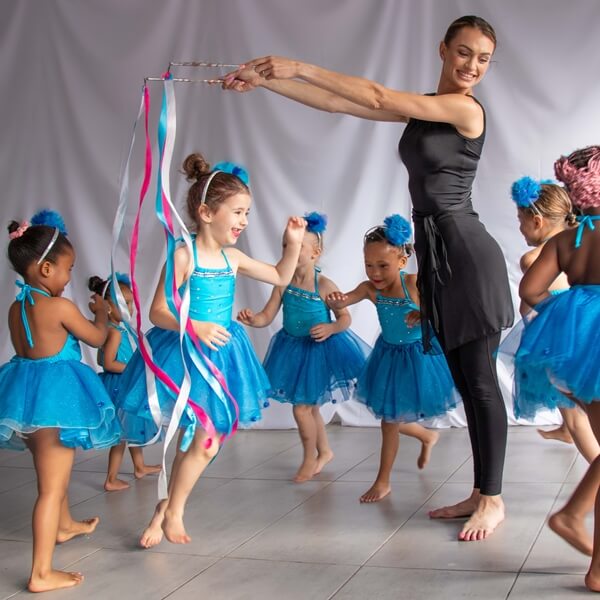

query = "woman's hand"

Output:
[[236, 308, 256, 326], [283, 216, 307, 246], [192, 321, 231, 351], [222, 65, 262, 92], [326, 291, 348, 309], [405, 309, 421, 328], [245, 56, 302, 80], [310, 323, 335, 342]]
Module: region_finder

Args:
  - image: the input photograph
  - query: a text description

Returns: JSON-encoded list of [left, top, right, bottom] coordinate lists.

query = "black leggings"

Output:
[[444, 332, 507, 496]]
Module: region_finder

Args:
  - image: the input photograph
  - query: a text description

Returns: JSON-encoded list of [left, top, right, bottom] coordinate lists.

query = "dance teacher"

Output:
[[224, 15, 514, 541]]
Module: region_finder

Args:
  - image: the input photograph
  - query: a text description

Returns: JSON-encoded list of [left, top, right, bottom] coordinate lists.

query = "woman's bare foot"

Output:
[[140, 500, 167, 548], [134, 464, 162, 479], [314, 450, 334, 475], [104, 478, 130, 492], [548, 510, 593, 556], [458, 494, 505, 541], [538, 426, 573, 445], [585, 569, 600, 592], [162, 510, 191, 544], [294, 457, 318, 483], [56, 517, 100, 543], [429, 491, 480, 519], [360, 481, 391, 503], [418, 431, 439, 470], [28, 570, 83, 592]]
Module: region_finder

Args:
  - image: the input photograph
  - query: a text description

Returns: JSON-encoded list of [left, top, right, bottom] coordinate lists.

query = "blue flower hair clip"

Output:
[[304, 211, 327, 249], [383, 214, 412, 247], [115, 272, 131, 287], [213, 161, 250, 186], [30, 209, 68, 235], [511, 176, 554, 214]]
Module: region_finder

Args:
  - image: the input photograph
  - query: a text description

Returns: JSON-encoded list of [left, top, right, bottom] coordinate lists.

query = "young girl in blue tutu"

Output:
[[238, 212, 370, 482], [88, 273, 161, 492], [0, 210, 121, 593], [509, 177, 598, 463], [117, 152, 305, 548], [516, 146, 600, 591], [327, 215, 458, 503]]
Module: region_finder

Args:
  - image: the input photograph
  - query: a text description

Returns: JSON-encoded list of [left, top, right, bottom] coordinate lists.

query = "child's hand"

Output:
[[89, 293, 108, 316], [326, 291, 347, 309], [310, 323, 335, 343], [405, 309, 421, 328], [237, 308, 256, 326], [192, 321, 231, 351], [283, 216, 306, 246]]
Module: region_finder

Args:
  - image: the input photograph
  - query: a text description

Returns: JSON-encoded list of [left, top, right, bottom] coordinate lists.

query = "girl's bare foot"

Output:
[[134, 464, 162, 479], [548, 510, 593, 556], [458, 495, 505, 541], [360, 481, 391, 503], [585, 569, 600, 592], [294, 457, 318, 483], [104, 478, 130, 492], [418, 431, 439, 470], [429, 493, 479, 519], [28, 570, 83, 592], [314, 450, 334, 475], [56, 517, 100, 543], [140, 500, 167, 548], [538, 426, 573, 445], [162, 510, 191, 544]]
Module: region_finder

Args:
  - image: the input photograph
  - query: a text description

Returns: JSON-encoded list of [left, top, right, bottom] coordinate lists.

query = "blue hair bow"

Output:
[[213, 161, 250, 186], [383, 214, 412, 246], [304, 211, 328, 234], [30, 209, 68, 235]]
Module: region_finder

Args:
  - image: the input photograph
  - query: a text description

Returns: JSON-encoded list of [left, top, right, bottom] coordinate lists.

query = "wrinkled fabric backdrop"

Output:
[[2, 0, 600, 428]]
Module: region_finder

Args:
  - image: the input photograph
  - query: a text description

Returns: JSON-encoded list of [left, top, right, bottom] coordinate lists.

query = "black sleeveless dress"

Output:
[[398, 97, 514, 352]]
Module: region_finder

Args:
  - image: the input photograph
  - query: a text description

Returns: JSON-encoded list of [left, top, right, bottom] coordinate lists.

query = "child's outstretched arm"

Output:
[[520, 238, 561, 307], [326, 281, 373, 310], [230, 217, 305, 286], [237, 287, 284, 328], [101, 327, 127, 373], [59, 293, 109, 348], [310, 276, 353, 342]]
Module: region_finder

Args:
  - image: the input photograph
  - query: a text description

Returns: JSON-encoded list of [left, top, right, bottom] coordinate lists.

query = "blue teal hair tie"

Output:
[[383, 214, 412, 246], [304, 212, 327, 234], [30, 210, 68, 235], [213, 161, 250, 186], [115, 272, 131, 287]]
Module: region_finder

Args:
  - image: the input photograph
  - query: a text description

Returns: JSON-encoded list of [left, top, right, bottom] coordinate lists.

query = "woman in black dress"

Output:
[[224, 15, 514, 541]]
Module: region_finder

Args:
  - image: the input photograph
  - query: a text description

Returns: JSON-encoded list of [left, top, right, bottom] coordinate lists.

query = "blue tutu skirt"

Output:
[[498, 317, 574, 420], [356, 335, 458, 422], [117, 323, 270, 444], [0, 355, 122, 451], [263, 328, 370, 405], [515, 285, 600, 407]]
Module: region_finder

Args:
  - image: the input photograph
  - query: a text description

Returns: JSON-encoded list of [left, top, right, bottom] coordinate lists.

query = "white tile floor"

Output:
[[0, 426, 593, 599]]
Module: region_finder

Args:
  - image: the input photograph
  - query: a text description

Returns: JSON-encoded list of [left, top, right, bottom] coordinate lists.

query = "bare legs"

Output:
[[292, 404, 333, 483], [360, 421, 439, 503], [104, 442, 161, 492], [140, 429, 219, 548], [25, 429, 86, 592]]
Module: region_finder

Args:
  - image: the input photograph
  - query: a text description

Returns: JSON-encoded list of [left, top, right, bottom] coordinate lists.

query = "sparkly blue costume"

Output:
[[263, 268, 370, 405], [0, 283, 121, 450], [117, 241, 270, 444], [515, 216, 600, 410], [356, 272, 458, 422]]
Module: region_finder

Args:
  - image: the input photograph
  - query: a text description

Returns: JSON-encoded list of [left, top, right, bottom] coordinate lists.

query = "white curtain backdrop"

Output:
[[2, 0, 600, 428]]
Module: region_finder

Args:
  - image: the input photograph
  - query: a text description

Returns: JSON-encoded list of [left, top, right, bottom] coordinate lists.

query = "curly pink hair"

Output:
[[554, 146, 600, 209]]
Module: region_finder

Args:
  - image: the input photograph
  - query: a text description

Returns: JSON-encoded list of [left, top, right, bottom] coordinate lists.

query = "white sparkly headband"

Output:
[[200, 170, 222, 205], [36, 228, 59, 265]]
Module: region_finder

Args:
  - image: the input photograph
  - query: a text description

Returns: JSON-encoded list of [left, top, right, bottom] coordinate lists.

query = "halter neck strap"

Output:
[[15, 281, 51, 348], [575, 215, 600, 248]]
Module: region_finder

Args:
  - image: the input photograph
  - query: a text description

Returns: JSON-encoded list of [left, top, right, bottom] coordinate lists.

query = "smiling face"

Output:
[[439, 26, 495, 93], [200, 191, 251, 245], [364, 241, 407, 292], [42, 248, 75, 296]]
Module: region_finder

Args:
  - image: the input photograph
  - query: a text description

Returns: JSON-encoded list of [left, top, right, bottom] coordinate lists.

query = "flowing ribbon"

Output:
[[574, 215, 600, 248]]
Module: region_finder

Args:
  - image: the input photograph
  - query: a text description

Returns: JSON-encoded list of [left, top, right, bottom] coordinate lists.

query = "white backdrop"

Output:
[[2, 0, 600, 428]]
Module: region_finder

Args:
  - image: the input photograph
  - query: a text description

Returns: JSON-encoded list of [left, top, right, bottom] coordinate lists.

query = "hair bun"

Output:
[[88, 275, 106, 294], [8, 221, 20, 235], [182, 153, 211, 182]]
